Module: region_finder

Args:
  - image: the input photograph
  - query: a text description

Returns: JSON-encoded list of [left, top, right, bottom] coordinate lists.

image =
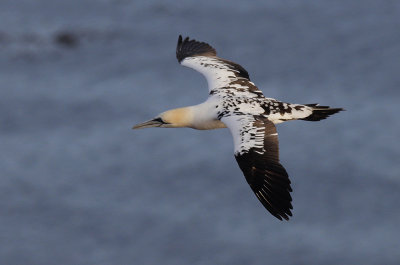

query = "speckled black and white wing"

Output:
[[221, 115, 293, 220], [176, 36, 262, 96]]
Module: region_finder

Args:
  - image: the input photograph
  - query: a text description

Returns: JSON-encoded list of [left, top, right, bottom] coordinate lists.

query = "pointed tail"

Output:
[[301, 104, 344, 121]]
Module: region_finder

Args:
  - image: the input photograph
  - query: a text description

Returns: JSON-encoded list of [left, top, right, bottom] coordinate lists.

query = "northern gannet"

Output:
[[133, 35, 343, 220]]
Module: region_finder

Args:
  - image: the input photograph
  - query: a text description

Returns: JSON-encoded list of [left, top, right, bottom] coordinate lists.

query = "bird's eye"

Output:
[[153, 117, 166, 123]]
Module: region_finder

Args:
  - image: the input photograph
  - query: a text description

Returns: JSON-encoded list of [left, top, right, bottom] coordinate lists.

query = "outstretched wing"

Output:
[[176, 35, 261, 95], [221, 115, 293, 220]]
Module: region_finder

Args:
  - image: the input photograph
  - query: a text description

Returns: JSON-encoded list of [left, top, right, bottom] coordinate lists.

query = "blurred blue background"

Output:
[[1, 0, 399, 264]]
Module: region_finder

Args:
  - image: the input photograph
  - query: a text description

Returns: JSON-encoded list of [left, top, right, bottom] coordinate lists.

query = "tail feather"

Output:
[[301, 104, 344, 121]]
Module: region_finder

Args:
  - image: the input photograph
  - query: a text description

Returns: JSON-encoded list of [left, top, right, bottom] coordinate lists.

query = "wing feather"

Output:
[[176, 35, 216, 62], [176, 36, 258, 93], [222, 115, 293, 220]]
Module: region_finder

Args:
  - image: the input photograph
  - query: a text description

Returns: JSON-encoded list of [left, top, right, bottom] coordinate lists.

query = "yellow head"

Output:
[[132, 107, 193, 129]]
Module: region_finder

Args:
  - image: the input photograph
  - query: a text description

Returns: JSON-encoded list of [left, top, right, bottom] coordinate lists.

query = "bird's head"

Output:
[[132, 107, 193, 129]]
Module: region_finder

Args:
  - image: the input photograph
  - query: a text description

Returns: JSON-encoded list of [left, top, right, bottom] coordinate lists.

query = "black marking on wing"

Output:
[[176, 35, 250, 80], [176, 35, 216, 63], [235, 117, 293, 220], [261, 100, 302, 116], [218, 58, 250, 80]]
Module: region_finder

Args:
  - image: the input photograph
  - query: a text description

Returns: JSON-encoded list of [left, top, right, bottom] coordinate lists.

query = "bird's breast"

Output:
[[189, 100, 227, 130], [191, 119, 227, 130]]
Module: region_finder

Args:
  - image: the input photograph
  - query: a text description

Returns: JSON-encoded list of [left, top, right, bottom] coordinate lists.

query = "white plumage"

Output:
[[133, 35, 343, 220]]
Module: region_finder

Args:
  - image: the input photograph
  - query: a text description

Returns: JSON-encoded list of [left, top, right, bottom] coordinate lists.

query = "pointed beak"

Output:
[[132, 118, 164, 129]]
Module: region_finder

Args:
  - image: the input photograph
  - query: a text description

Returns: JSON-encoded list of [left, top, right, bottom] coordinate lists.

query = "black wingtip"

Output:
[[269, 206, 292, 221], [176, 35, 217, 63], [235, 148, 293, 221]]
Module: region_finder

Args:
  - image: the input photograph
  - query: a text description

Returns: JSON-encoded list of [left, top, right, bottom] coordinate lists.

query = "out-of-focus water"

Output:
[[1, 0, 399, 264]]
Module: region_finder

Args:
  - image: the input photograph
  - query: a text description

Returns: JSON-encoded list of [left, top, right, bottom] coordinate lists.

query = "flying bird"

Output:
[[133, 35, 343, 220]]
